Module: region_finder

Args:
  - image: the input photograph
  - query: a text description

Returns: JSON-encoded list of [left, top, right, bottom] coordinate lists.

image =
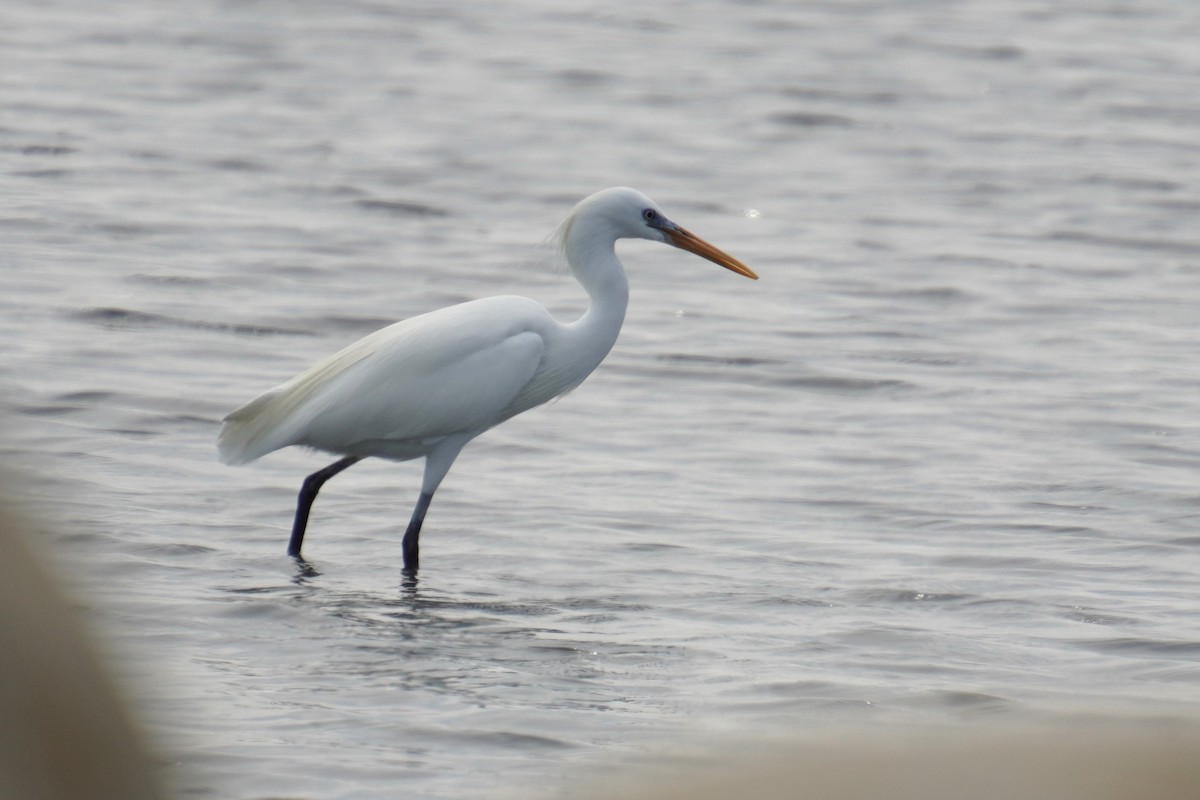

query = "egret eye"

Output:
[[642, 208, 658, 223]]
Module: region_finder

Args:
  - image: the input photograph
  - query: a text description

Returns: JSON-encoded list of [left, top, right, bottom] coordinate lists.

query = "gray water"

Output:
[[4, 1, 1200, 798]]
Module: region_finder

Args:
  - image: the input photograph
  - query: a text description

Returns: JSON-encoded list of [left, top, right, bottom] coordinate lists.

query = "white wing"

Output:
[[218, 296, 553, 464]]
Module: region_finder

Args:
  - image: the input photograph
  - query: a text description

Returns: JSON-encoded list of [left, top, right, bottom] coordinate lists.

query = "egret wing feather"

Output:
[[218, 296, 552, 464]]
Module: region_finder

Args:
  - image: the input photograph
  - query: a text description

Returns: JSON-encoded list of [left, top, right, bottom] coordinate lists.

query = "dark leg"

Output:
[[400, 435, 469, 573], [289, 456, 361, 556], [401, 492, 433, 573]]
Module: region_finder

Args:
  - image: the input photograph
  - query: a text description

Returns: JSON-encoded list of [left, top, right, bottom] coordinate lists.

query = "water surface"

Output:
[[3, 1, 1200, 798]]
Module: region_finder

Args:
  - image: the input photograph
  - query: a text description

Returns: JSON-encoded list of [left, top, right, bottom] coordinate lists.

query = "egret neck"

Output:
[[560, 211, 631, 373]]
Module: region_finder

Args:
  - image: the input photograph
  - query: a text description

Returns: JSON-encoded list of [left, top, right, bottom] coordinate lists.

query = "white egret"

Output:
[[218, 187, 757, 571]]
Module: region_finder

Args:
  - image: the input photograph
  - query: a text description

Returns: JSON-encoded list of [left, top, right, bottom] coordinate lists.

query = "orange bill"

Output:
[[664, 226, 758, 280]]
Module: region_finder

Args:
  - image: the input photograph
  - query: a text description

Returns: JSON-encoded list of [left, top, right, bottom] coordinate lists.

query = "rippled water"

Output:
[[4, 1, 1200, 798]]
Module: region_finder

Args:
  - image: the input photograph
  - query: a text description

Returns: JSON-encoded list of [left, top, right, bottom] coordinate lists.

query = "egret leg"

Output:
[[289, 456, 361, 556], [401, 492, 432, 572], [402, 434, 471, 573]]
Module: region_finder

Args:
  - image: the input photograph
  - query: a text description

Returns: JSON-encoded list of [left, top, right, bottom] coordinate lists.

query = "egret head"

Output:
[[566, 187, 757, 280]]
